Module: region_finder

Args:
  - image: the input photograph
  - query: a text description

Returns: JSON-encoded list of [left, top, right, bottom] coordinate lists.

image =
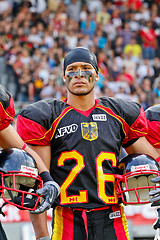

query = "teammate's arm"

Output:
[[0, 124, 49, 173], [0, 124, 60, 217], [28, 145, 51, 239], [125, 136, 160, 160]]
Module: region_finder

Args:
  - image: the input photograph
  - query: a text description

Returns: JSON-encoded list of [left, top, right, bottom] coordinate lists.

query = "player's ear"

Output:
[[63, 76, 66, 83], [95, 73, 99, 82]]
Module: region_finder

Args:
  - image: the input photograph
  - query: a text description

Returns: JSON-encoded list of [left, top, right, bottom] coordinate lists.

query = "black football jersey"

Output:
[[145, 104, 160, 148], [0, 86, 15, 130], [17, 97, 147, 209]]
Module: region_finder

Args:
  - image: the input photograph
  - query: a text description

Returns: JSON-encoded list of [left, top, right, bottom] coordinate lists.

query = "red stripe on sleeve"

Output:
[[122, 106, 148, 145], [6, 94, 15, 119], [17, 115, 51, 145], [146, 120, 160, 148], [0, 95, 15, 131]]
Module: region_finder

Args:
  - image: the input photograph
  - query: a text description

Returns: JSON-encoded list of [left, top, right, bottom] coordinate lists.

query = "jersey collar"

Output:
[[63, 98, 99, 117]]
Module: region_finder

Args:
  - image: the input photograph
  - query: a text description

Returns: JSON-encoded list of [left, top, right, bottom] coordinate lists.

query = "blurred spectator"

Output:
[[140, 77, 154, 107], [136, 58, 155, 84], [88, 0, 102, 13], [123, 37, 142, 63], [30, 0, 47, 14], [79, 4, 88, 22], [153, 79, 160, 104], [111, 6, 122, 29], [129, 12, 141, 32], [153, 72, 160, 89], [96, 3, 111, 25], [138, 91, 149, 110], [79, 34, 93, 49], [40, 74, 57, 100], [65, 28, 78, 50], [66, 0, 81, 22], [115, 86, 131, 100], [48, 0, 61, 12], [103, 18, 117, 44], [80, 11, 96, 37], [97, 50, 109, 88], [122, 51, 137, 79], [115, 66, 134, 86], [27, 25, 42, 47], [96, 28, 107, 50], [126, 0, 142, 11], [43, 30, 54, 49], [0, 0, 12, 17], [140, 21, 157, 60], [129, 85, 139, 102], [111, 36, 123, 57], [18, 65, 34, 102], [119, 22, 133, 47], [152, 57, 160, 79], [0, 48, 7, 88]]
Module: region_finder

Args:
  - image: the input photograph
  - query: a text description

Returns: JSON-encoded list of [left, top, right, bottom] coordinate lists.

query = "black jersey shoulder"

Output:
[[145, 105, 160, 122], [98, 97, 142, 126], [19, 98, 68, 130], [0, 86, 11, 110]]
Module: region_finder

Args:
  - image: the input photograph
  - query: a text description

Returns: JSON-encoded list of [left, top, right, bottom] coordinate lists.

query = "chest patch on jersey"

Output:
[[81, 122, 98, 141], [55, 124, 78, 138], [92, 114, 107, 121], [109, 210, 121, 219]]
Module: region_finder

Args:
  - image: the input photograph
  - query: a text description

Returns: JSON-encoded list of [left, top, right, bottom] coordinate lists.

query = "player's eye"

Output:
[[84, 66, 92, 70], [67, 67, 75, 71]]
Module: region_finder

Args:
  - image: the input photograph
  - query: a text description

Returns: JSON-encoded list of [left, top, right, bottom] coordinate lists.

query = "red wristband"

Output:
[[22, 143, 27, 150], [156, 157, 160, 163]]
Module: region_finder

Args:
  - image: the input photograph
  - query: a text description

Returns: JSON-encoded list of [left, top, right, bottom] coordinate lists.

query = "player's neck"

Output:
[[67, 92, 96, 111]]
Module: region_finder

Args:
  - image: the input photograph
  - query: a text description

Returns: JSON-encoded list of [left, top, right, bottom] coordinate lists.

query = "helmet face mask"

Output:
[[0, 148, 43, 211], [115, 153, 160, 205]]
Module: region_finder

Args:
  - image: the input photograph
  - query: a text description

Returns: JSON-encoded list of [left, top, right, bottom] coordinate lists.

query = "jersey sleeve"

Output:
[[122, 104, 148, 148], [0, 87, 15, 131], [17, 100, 55, 145], [145, 105, 160, 148], [99, 97, 148, 148], [103, 97, 148, 148]]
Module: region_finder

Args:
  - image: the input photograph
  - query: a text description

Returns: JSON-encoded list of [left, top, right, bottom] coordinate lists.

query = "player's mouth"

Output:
[[73, 80, 86, 86]]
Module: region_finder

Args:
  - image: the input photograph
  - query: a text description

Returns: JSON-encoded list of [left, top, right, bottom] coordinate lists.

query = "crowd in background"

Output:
[[1, 0, 160, 114]]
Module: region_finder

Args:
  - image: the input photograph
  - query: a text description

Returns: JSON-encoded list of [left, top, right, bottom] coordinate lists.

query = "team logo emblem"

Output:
[[81, 122, 98, 141]]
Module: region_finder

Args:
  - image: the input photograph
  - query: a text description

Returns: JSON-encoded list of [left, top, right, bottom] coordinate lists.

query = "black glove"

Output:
[[149, 176, 160, 207], [30, 180, 60, 214]]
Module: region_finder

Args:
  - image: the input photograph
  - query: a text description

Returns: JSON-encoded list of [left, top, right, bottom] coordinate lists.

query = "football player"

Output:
[[145, 105, 160, 236], [17, 47, 160, 240], [0, 85, 60, 240]]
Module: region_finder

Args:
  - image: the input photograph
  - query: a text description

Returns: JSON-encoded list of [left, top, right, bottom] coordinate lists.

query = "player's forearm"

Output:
[[29, 212, 49, 239], [27, 145, 51, 173], [25, 145, 49, 174], [0, 125, 25, 149], [125, 136, 160, 160]]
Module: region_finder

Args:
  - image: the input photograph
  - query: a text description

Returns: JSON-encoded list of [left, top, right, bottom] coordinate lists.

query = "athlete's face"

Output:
[[64, 62, 99, 96]]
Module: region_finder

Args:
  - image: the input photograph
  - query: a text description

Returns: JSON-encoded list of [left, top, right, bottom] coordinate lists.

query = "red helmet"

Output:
[[115, 153, 160, 205], [0, 148, 43, 211]]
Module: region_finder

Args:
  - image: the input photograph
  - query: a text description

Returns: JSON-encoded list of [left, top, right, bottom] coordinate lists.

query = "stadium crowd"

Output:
[[1, 0, 160, 112]]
